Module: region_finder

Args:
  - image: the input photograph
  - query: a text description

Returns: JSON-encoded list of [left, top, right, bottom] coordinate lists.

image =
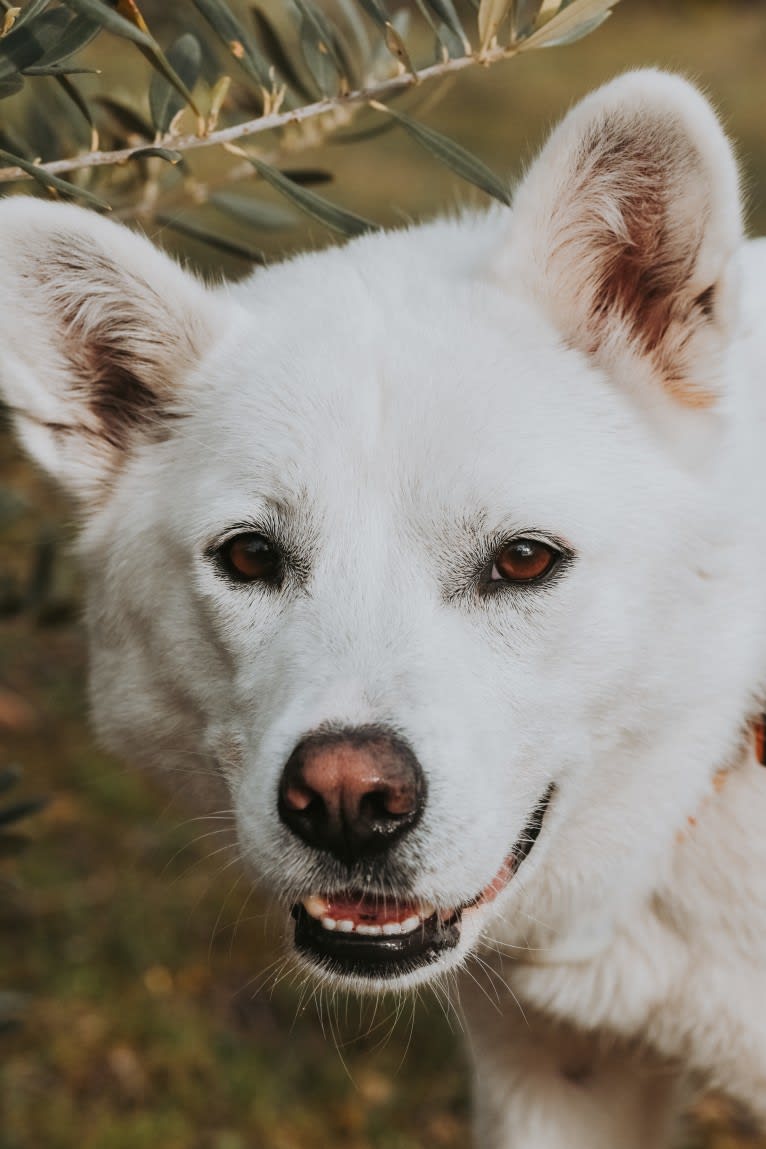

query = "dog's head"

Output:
[[1, 72, 758, 990]]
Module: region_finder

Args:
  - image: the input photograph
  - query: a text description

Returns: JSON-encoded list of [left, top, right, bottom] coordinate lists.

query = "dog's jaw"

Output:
[[287, 785, 554, 990]]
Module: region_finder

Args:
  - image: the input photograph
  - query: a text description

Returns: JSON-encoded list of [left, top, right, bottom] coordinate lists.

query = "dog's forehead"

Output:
[[182, 228, 647, 524]]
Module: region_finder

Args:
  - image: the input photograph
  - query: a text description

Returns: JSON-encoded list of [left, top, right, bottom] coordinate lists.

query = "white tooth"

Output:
[[320, 917, 337, 931], [382, 922, 403, 936], [356, 924, 383, 937], [337, 919, 355, 933], [400, 915, 421, 933], [303, 895, 328, 920]]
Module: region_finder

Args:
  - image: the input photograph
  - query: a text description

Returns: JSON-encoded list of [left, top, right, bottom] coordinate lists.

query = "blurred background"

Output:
[[2, 2, 766, 1147]]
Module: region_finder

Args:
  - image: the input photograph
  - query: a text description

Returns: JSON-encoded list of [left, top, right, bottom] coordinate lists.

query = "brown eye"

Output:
[[491, 539, 559, 585], [218, 532, 283, 584]]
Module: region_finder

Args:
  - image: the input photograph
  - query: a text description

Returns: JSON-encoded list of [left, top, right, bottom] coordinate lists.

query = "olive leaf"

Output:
[[0, 147, 110, 209], [418, 0, 469, 52], [157, 212, 266, 262], [511, 0, 543, 40], [211, 190, 298, 230], [0, 72, 23, 97], [61, 0, 202, 118], [149, 32, 202, 135], [352, 0, 390, 28], [11, 0, 52, 29], [238, 150, 375, 236], [0, 7, 70, 79], [518, 0, 616, 49], [55, 73, 98, 150], [369, 101, 511, 205], [477, 0, 511, 49], [32, 13, 100, 67], [190, 0, 272, 89], [293, 0, 351, 96], [251, 6, 314, 101], [129, 145, 183, 164]]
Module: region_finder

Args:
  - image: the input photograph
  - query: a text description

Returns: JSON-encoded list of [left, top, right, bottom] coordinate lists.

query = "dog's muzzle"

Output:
[[278, 726, 553, 981]]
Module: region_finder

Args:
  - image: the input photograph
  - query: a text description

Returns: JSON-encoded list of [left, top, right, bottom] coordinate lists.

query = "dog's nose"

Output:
[[278, 727, 426, 864]]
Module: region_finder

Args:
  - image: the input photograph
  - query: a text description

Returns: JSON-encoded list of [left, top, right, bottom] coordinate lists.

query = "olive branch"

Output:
[[0, 0, 620, 254]]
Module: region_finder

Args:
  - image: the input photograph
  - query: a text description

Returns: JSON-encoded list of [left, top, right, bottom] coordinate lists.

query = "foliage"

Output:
[[0, 0, 620, 258]]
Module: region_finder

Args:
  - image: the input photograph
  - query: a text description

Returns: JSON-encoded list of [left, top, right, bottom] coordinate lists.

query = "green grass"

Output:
[[3, 3, 766, 1146]]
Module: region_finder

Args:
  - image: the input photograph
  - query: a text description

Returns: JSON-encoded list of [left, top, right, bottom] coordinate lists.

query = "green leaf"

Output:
[[529, 8, 609, 44], [55, 73, 97, 149], [251, 6, 314, 101], [60, 0, 152, 47], [241, 152, 375, 236], [61, 0, 201, 117], [156, 213, 265, 262], [33, 13, 100, 67], [298, 13, 334, 96], [334, 0, 371, 63], [419, 0, 469, 50], [129, 145, 183, 163], [518, 0, 618, 49], [0, 124, 30, 157], [370, 102, 511, 206], [511, 0, 543, 38], [211, 190, 297, 229], [94, 95, 152, 140], [279, 167, 332, 185], [0, 7, 70, 79], [13, 0, 53, 27], [352, 0, 390, 27], [382, 20, 415, 73], [0, 72, 23, 97], [0, 147, 110, 209], [412, 0, 461, 58], [189, 0, 271, 89], [149, 32, 201, 134], [293, 0, 350, 94], [478, 0, 511, 48], [23, 63, 99, 74]]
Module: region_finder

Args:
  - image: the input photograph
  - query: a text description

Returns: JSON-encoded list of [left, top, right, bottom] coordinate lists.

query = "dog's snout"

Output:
[[278, 727, 426, 864]]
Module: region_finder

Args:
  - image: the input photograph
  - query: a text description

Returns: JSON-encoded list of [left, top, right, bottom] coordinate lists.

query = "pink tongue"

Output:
[[325, 894, 419, 925]]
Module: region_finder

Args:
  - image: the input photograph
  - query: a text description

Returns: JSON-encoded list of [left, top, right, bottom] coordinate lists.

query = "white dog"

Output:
[[2, 70, 765, 1148]]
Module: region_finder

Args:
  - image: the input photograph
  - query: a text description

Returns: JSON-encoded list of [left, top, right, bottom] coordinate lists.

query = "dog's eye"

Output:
[[217, 532, 283, 584], [490, 539, 559, 585]]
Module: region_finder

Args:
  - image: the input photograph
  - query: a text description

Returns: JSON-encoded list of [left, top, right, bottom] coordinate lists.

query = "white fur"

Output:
[[2, 71, 766, 1145]]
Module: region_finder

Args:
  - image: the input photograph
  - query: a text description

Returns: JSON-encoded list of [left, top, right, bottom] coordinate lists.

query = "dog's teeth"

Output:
[[356, 924, 383, 936], [382, 921, 404, 935], [320, 916, 337, 931], [303, 895, 328, 920], [418, 902, 436, 919], [400, 915, 421, 933], [337, 919, 355, 933]]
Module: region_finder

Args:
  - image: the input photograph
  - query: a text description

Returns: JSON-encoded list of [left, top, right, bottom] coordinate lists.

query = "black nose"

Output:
[[278, 726, 426, 865]]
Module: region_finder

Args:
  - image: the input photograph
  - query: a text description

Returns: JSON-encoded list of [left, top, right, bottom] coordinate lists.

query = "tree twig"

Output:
[[0, 43, 516, 185]]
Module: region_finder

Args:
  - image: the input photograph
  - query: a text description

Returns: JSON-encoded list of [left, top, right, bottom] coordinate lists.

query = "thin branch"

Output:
[[0, 43, 516, 185]]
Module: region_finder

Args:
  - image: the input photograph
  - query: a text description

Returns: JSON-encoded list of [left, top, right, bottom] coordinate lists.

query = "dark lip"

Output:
[[293, 905, 461, 978], [291, 783, 554, 980]]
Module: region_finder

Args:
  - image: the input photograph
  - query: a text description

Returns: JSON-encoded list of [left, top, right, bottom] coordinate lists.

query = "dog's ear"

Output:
[[503, 70, 743, 408], [0, 199, 222, 500]]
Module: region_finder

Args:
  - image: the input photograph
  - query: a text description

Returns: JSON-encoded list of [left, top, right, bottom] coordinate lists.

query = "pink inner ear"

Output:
[[43, 238, 183, 451], [549, 117, 723, 407]]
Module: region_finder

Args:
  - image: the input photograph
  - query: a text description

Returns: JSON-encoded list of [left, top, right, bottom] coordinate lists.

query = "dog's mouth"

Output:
[[291, 784, 554, 980]]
